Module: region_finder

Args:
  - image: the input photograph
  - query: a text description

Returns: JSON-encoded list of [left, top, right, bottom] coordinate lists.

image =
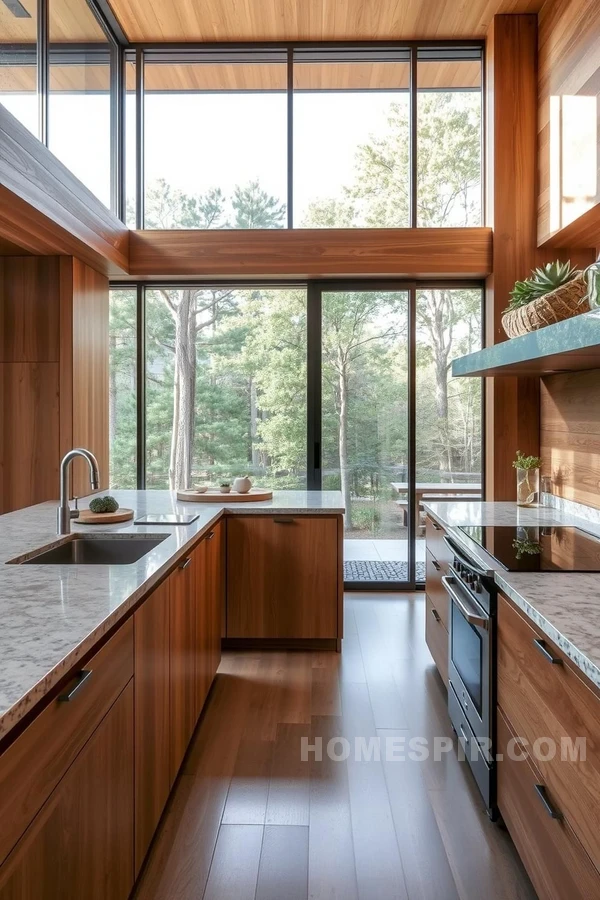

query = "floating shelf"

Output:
[[452, 310, 600, 377]]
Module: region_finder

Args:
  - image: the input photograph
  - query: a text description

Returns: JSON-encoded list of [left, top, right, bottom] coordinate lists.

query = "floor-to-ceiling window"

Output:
[[0, 0, 39, 136], [109, 281, 483, 589]]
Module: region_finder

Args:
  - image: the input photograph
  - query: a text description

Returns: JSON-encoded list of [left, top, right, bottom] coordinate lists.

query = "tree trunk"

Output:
[[170, 290, 197, 490], [338, 360, 352, 529]]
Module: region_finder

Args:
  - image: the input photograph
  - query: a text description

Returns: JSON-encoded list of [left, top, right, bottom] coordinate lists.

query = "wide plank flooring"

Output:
[[134, 593, 536, 900]]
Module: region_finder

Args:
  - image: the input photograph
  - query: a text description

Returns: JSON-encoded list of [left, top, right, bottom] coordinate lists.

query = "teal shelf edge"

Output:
[[452, 310, 600, 377]]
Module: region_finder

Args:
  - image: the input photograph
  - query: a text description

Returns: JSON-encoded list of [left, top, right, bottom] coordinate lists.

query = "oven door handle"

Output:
[[443, 535, 487, 578], [442, 575, 489, 630]]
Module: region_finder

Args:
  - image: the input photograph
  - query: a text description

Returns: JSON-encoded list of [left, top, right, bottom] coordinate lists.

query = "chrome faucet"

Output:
[[57, 449, 100, 535]]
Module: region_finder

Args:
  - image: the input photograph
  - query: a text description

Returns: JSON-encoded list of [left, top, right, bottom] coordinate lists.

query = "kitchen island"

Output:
[[0, 489, 344, 897]]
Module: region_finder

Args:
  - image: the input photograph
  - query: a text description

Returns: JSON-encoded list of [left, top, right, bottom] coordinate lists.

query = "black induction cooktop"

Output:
[[458, 525, 600, 573]]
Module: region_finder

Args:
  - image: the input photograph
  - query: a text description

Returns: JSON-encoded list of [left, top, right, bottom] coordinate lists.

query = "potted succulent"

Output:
[[502, 260, 588, 338], [219, 482, 231, 494], [513, 452, 542, 507]]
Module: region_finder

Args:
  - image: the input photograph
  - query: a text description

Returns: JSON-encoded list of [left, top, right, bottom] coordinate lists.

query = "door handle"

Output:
[[430, 607, 441, 623], [58, 669, 92, 702], [207, 531, 215, 540], [533, 638, 562, 665], [274, 517, 295, 524], [431, 520, 442, 531], [179, 557, 192, 569], [432, 559, 441, 571], [442, 575, 488, 629], [534, 784, 563, 819]]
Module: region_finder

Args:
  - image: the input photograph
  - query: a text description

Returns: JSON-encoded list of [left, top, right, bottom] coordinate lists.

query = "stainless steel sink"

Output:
[[12, 534, 169, 566]]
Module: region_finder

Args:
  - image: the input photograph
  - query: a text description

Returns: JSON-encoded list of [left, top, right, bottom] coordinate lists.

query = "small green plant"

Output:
[[512, 451, 542, 470], [89, 495, 119, 514], [220, 481, 231, 488], [512, 538, 541, 560], [504, 260, 579, 314]]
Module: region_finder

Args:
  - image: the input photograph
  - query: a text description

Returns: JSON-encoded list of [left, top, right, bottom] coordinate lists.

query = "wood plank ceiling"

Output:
[[106, 0, 543, 42]]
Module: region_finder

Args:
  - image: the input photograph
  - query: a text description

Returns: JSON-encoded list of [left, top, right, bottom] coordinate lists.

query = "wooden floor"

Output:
[[134, 594, 536, 900]]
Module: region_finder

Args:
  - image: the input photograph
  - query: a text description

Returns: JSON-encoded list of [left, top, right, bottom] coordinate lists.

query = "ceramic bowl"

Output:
[[191, 485, 208, 493], [219, 486, 231, 494]]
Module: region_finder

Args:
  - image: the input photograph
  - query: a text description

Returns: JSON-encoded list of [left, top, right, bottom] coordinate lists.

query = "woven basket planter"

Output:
[[502, 273, 589, 339]]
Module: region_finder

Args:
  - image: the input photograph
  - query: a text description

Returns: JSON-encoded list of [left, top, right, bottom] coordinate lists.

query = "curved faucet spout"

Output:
[[57, 449, 101, 534]]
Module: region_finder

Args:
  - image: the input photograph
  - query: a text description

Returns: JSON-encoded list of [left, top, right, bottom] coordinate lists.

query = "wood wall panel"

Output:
[[0, 258, 60, 363], [538, 0, 600, 247], [129, 227, 493, 279], [0, 105, 128, 275], [60, 259, 110, 498], [0, 363, 60, 512], [485, 15, 540, 501], [541, 369, 600, 507]]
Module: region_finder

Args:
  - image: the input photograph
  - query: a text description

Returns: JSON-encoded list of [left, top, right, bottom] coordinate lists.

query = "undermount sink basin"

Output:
[[11, 534, 169, 566]]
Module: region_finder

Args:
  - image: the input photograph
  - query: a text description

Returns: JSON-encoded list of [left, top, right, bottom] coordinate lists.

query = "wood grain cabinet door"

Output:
[[226, 516, 338, 639], [134, 579, 171, 875], [169, 552, 199, 782], [0, 682, 134, 900], [199, 523, 223, 708]]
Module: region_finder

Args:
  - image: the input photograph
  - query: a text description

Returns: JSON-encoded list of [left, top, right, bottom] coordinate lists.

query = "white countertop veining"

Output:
[[423, 500, 600, 689], [0, 490, 344, 742]]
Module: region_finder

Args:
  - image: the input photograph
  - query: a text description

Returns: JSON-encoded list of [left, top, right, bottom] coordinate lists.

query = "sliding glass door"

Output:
[[319, 287, 412, 587], [109, 280, 483, 590]]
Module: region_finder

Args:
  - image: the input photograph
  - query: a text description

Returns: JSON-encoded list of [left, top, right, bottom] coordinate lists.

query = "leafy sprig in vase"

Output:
[[513, 451, 542, 507]]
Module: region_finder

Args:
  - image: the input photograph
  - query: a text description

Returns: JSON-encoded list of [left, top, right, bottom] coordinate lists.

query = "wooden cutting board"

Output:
[[77, 508, 135, 524], [177, 489, 273, 503]]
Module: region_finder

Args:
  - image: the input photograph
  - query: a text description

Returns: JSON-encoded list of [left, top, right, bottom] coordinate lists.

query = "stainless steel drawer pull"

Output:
[[534, 783, 563, 820], [430, 607, 441, 623], [274, 517, 294, 524], [58, 669, 92, 702], [533, 638, 562, 665], [432, 559, 441, 571], [207, 531, 215, 540], [459, 723, 469, 744], [179, 557, 192, 570]]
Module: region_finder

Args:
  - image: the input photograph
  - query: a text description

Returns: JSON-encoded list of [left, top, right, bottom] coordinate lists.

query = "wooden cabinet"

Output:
[[497, 708, 600, 900], [169, 548, 200, 781], [425, 593, 449, 687], [497, 593, 600, 875], [196, 523, 223, 713], [134, 579, 171, 875], [0, 619, 133, 867], [0, 682, 134, 900], [226, 515, 339, 640], [424, 515, 451, 683]]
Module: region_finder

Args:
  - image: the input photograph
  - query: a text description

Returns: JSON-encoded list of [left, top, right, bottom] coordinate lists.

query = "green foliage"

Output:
[[505, 261, 579, 314], [512, 451, 542, 470], [512, 538, 541, 560], [89, 495, 120, 514]]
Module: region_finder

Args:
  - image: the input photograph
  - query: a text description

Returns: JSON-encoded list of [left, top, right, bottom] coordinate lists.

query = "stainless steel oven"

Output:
[[442, 536, 496, 816]]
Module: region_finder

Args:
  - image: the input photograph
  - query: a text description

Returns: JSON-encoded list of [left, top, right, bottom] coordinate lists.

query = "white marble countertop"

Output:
[[423, 500, 600, 689], [0, 490, 343, 742]]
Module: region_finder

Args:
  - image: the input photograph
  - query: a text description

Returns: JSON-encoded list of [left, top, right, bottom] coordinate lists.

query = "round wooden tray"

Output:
[[177, 489, 273, 503], [76, 508, 135, 524]]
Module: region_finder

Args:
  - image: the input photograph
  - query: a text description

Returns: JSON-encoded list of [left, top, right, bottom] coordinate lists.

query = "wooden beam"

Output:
[[485, 14, 540, 502], [538, 203, 600, 251], [129, 227, 492, 279], [0, 106, 129, 276]]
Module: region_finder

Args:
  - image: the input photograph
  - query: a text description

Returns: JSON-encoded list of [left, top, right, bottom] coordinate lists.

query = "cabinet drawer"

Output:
[[425, 515, 450, 566], [497, 708, 600, 900], [497, 594, 600, 872], [0, 618, 133, 866], [425, 593, 448, 687], [425, 549, 449, 631]]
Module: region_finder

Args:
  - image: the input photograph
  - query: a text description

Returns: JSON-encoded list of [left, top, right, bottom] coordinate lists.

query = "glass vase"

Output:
[[516, 467, 539, 507]]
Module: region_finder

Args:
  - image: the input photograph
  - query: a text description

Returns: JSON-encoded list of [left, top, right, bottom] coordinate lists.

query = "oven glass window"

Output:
[[451, 602, 483, 715]]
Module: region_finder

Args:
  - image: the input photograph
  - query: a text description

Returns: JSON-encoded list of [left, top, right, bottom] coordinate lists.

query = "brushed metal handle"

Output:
[[179, 557, 192, 570], [442, 575, 488, 629], [58, 669, 92, 702], [459, 723, 469, 743], [431, 520, 442, 531], [207, 531, 215, 540], [534, 784, 563, 819], [430, 607, 441, 623], [432, 559, 441, 571], [533, 638, 562, 665], [274, 517, 294, 524]]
